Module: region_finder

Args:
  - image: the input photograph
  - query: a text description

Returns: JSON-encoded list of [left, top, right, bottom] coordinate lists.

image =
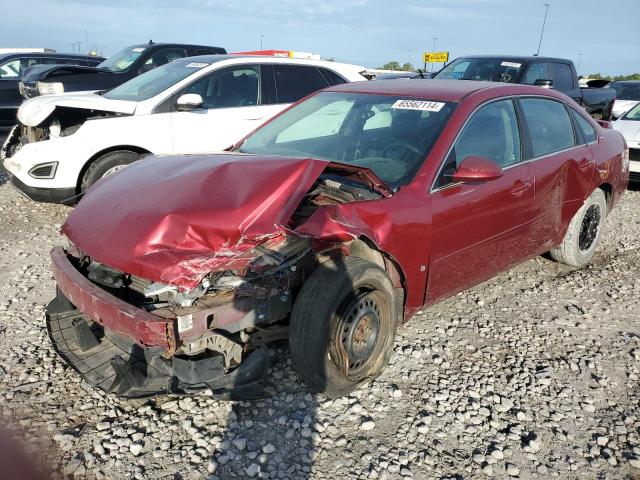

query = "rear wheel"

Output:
[[550, 189, 607, 267], [81, 150, 140, 192], [289, 257, 399, 398]]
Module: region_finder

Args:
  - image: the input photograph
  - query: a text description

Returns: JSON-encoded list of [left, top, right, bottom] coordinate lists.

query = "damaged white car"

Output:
[[1, 55, 367, 204]]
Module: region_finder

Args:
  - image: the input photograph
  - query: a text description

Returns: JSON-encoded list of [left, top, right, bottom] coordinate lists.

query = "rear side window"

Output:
[[522, 63, 549, 85], [273, 65, 328, 104], [318, 68, 347, 86], [571, 110, 597, 143], [520, 98, 575, 157], [550, 63, 574, 91]]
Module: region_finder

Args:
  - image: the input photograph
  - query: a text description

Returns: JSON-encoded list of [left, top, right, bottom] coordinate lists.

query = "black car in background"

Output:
[[20, 42, 227, 99], [433, 55, 616, 120], [0, 52, 104, 129]]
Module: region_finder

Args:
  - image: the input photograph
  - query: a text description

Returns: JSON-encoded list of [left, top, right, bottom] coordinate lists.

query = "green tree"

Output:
[[380, 61, 401, 70], [401, 63, 415, 72]]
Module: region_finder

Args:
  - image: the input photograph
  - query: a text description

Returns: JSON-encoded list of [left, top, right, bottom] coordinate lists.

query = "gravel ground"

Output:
[[0, 178, 639, 480]]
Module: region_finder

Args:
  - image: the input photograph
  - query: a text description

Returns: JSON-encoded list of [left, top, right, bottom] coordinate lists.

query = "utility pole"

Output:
[[409, 49, 412, 69], [577, 53, 583, 76], [536, 3, 550, 56], [431, 37, 438, 72], [69, 43, 76, 53], [260, 34, 264, 51]]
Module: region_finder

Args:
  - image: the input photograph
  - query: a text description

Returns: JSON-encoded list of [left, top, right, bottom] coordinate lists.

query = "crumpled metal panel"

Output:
[[63, 154, 328, 289]]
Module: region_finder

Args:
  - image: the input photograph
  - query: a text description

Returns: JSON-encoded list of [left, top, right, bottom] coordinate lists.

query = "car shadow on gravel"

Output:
[[207, 348, 321, 479]]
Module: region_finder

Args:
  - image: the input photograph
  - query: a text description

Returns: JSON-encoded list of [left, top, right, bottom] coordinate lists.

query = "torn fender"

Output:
[[62, 154, 329, 289]]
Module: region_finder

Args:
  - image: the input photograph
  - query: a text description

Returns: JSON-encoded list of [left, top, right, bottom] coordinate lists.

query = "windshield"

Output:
[[608, 83, 640, 101], [622, 103, 640, 120], [104, 59, 209, 101], [238, 92, 456, 189], [98, 46, 147, 72], [434, 58, 522, 83]]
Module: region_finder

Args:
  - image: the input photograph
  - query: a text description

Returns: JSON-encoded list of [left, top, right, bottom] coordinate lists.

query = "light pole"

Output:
[[260, 35, 264, 51], [577, 53, 583, 76], [536, 3, 550, 56], [431, 37, 438, 72], [409, 49, 412, 69]]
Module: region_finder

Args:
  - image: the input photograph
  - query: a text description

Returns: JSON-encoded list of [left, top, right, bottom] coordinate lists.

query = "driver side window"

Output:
[[435, 99, 521, 189], [181, 65, 260, 109]]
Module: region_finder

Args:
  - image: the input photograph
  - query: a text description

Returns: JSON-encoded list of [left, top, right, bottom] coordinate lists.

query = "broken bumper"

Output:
[[46, 247, 271, 399]]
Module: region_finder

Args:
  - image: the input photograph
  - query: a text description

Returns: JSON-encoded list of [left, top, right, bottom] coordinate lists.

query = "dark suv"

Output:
[[20, 42, 226, 100], [0, 52, 104, 129]]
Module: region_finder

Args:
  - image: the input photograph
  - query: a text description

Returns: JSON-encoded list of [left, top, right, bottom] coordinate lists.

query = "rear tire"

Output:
[[81, 150, 140, 192], [289, 257, 399, 398], [549, 189, 607, 267]]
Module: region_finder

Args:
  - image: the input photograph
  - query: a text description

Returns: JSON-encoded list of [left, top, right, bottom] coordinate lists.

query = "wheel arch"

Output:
[[347, 235, 408, 322], [76, 145, 152, 193], [597, 182, 614, 213]]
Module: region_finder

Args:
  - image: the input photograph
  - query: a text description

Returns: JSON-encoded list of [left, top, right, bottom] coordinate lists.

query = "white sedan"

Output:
[[613, 102, 640, 181], [1, 55, 367, 204]]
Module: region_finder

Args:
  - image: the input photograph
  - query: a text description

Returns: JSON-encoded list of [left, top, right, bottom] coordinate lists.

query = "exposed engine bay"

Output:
[[3, 107, 127, 160]]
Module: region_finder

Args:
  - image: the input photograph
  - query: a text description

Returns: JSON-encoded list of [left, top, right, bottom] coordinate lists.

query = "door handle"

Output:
[[244, 117, 264, 121], [510, 180, 532, 197]]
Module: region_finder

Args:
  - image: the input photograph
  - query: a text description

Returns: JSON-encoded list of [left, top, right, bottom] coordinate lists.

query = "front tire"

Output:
[[289, 257, 399, 398], [550, 188, 607, 266], [81, 150, 140, 192]]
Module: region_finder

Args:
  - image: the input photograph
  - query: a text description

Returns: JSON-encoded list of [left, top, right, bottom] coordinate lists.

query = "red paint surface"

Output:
[[60, 80, 629, 335], [63, 154, 328, 289]]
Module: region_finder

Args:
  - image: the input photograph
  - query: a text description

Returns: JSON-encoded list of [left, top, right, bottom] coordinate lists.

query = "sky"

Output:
[[1, 0, 638, 75]]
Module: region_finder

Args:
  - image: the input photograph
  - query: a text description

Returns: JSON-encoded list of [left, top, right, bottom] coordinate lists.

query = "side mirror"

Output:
[[452, 156, 503, 183], [176, 93, 203, 112], [534, 78, 554, 88]]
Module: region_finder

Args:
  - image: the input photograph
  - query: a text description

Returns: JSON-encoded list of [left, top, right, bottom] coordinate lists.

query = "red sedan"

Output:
[[47, 80, 628, 399]]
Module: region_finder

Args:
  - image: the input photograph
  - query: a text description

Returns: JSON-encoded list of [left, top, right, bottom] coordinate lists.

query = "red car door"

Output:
[[518, 98, 595, 252], [427, 98, 535, 304]]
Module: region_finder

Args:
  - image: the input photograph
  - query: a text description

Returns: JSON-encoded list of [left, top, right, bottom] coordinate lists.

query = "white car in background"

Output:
[[606, 80, 640, 119], [1, 55, 367, 204], [613, 102, 640, 182]]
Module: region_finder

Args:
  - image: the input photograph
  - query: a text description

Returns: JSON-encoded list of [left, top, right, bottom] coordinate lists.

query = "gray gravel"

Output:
[[0, 181, 639, 479]]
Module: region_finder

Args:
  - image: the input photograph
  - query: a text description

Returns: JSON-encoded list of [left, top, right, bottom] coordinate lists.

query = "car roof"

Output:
[[172, 54, 361, 69], [610, 80, 640, 84], [130, 43, 225, 50], [0, 52, 103, 61], [324, 79, 561, 102], [451, 55, 572, 63]]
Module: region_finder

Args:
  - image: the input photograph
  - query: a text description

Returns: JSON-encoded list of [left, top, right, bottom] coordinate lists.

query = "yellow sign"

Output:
[[423, 52, 449, 63]]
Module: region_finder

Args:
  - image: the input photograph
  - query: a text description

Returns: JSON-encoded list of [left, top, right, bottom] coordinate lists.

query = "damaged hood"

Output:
[[62, 154, 329, 288], [18, 92, 138, 127]]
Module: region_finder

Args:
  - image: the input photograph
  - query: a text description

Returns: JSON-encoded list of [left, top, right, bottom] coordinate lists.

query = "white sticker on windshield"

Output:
[[132, 47, 146, 53], [185, 62, 209, 68], [391, 99, 445, 112], [501, 61, 521, 68]]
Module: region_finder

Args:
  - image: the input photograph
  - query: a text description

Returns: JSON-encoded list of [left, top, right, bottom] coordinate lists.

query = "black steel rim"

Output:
[[335, 291, 382, 376], [578, 204, 601, 252]]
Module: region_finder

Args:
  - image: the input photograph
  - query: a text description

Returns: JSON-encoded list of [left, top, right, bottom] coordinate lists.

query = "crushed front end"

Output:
[[45, 235, 312, 399]]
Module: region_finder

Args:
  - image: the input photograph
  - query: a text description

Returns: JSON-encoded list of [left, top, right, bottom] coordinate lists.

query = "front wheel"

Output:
[[550, 188, 607, 267], [80, 150, 140, 192], [289, 257, 400, 398]]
